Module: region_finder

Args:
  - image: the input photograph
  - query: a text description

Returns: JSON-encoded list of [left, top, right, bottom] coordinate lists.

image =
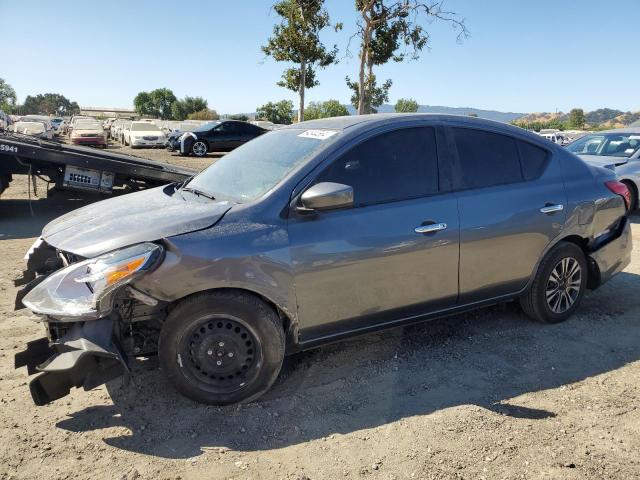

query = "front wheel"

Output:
[[520, 242, 587, 323], [191, 140, 208, 157], [158, 292, 285, 405]]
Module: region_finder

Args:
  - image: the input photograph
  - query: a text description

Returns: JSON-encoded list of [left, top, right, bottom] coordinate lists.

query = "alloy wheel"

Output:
[[192, 141, 207, 156], [545, 257, 582, 314]]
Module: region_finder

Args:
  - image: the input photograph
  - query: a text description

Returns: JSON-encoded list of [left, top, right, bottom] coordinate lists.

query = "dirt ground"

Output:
[[1, 144, 639, 480]]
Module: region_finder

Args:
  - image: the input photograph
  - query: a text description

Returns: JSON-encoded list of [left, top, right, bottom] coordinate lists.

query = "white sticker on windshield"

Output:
[[298, 129, 338, 140], [629, 135, 640, 140], [625, 149, 635, 154]]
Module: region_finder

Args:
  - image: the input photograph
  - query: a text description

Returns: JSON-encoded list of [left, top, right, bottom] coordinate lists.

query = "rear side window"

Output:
[[317, 127, 438, 206], [451, 128, 522, 189], [517, 141, 548, 180]]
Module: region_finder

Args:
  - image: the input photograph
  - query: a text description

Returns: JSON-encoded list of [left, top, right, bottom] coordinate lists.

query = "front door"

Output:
[[288, 126, 460, 342]]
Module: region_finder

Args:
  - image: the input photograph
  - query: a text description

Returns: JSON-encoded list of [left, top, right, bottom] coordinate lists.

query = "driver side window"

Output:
[[316, 127, 439, 207]]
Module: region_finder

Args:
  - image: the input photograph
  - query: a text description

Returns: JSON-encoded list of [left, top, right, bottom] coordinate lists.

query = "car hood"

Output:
[[131, 130, 163, 136], [42, 185, 233, 258], [578, 154, 629, 168]]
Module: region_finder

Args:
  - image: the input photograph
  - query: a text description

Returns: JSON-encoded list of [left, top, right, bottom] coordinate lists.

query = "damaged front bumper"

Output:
[[14, 316, 129, 406]]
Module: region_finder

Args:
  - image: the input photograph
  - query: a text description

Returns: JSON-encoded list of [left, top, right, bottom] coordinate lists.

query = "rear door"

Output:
[[447, 126, 566, 303], [288, 126, 460, 340]]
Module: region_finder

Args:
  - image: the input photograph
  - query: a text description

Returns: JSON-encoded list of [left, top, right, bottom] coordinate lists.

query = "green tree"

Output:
[[256, 100, 294, 125], [352, 1, 467, 114], [172, 96, 209, 120], [395, 98, 418, 113], [262, 0, 340, 122], [346, 75, 392, 114], [150, 88, 177, 120], [228, 114, 250, 121], [133, 88, 177, 119], [22, 93, 79, 115], [133, 91, 154, 117], [187, 109, 219, 121], [0, 78, 17, 111], [304, 99, 349, 120], [568, 108, 585, 129]]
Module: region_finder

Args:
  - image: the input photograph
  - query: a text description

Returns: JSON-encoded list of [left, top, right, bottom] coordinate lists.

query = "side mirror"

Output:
[[298, 182, 354, 212]]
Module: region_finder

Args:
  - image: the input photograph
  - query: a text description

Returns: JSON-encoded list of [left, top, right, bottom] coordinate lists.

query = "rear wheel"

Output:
[[520, 242, 587, 323], [158, 291, 285, 405]]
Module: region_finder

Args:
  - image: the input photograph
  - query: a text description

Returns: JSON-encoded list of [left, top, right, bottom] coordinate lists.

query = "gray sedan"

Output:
[[566, 127, 640, 210], [14, 114, 632, 407]]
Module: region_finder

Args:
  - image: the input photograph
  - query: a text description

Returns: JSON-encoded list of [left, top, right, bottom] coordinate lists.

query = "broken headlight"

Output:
[[22, 242, 163, 321]]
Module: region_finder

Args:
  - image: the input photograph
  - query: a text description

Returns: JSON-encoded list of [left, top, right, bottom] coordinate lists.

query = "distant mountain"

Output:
[[345, 104, 526, 123]]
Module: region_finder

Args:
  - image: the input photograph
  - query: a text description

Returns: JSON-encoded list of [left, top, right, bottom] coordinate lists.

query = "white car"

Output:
[[12, 121, 48, 138], [21, 115, 54, 139], [124, 121, 166, 148]]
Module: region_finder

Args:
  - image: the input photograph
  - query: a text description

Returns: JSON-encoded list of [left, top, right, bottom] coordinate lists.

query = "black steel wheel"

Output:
[[159, 291, 285, 405], [179, 315, 262, 395]]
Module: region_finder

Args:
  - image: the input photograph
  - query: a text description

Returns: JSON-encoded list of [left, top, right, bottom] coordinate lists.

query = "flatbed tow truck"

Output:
[[0, 130, 196, 197]]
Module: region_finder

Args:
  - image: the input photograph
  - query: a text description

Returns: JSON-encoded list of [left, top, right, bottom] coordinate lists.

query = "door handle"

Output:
[[540, 204, 564, 214], [415, 223, 447, 234]]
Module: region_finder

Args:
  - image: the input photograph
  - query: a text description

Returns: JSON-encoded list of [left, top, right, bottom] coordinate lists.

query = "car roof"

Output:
[[282, 113, 516, 132]]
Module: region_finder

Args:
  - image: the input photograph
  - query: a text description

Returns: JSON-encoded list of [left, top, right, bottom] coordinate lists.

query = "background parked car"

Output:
[[566, 127, 640, 210], [124, 121, 167, 148], [20, 115, 54, 139], [49, 117, 65, 136], [0, 110, 12, 130], [11, 120, 49, 138], [67, 115, 93, 136], [166, 120, 267, 157], [69, 119, 107, 147]]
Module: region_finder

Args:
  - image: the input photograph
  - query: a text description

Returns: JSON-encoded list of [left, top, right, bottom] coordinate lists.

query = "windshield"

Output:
[[131, 123, 160, 132], [194, 121, 220, 133], [567, 133, 640, 158], [185, 128, 338, 202]]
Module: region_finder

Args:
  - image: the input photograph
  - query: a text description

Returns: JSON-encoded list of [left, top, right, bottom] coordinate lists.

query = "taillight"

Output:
[[605, 181, 631, 211]]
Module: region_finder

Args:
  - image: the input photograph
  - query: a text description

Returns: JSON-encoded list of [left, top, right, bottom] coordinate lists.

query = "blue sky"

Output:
[[3, 0, 638, 114]]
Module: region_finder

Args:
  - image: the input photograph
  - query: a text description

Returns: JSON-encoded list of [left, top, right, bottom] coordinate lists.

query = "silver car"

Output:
[[14, 114, 632, 407], [566, 128, 640, 210]]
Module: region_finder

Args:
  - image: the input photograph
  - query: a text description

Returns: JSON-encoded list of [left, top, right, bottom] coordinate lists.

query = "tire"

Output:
[[191, 140, 208, 157], [622, 181, 637, 212], [520, 242, 587, 323], [158, 291, 285, 405]]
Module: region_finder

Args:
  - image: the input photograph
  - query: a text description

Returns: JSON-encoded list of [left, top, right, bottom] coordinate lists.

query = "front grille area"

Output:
[[142, 136, 159, 141], [81, 133, 99, 138]]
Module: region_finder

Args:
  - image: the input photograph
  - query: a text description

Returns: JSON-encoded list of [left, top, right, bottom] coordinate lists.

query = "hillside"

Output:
[[518, 108, 640, 129]]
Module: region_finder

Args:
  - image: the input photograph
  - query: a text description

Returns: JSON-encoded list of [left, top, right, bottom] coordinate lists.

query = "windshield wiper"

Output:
[[181, 186, 216, 200]]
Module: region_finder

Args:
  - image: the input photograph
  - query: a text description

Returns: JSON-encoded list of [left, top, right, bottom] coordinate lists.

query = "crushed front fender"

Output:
[[14, 316, 129, 406]]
